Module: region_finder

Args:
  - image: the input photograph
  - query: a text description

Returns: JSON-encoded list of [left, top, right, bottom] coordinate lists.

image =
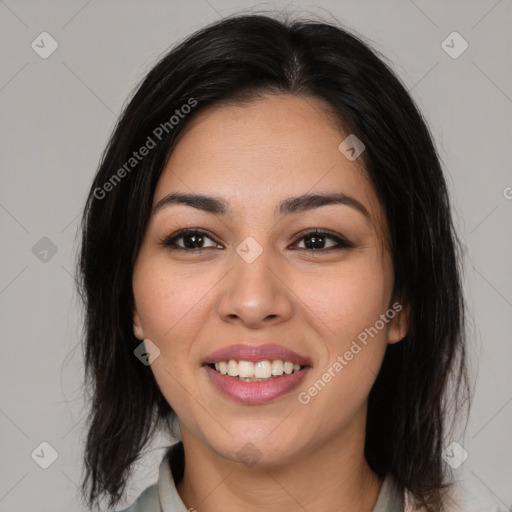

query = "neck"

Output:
[[175, 419, 382, 512]]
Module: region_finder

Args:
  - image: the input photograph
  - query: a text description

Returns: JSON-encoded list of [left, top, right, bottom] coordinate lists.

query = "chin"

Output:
[[203, 427, 303, 468]]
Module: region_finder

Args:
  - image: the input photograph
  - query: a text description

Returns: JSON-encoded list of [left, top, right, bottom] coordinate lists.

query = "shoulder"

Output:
[[446, 476, 508, 512], [116, 483, 160, 512], [404, 477, 508, 512], [115, 441, 186, 512]]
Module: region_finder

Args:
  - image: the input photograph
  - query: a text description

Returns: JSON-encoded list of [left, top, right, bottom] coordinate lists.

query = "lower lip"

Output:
[[204, 365, 310, 404]]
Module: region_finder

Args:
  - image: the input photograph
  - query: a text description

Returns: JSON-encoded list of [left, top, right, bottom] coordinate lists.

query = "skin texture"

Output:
[[132, 94, 408, 512]]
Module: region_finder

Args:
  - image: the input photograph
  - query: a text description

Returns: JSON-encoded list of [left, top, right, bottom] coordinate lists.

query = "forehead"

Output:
[[154, 94, 382, 226]]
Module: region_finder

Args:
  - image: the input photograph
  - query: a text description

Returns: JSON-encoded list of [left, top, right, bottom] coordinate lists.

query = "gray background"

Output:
[[0, 0, 511, 511]]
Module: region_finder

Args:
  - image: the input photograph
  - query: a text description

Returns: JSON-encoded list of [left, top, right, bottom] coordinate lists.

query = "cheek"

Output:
[[296, 255, 392, 345], [132, 257, 216, 355], [293, 253, 391, 413], [132, 258, 212, 417]]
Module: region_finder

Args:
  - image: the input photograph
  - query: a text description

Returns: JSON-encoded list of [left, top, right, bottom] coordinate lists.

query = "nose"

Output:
[[217, 247, 293, 329]]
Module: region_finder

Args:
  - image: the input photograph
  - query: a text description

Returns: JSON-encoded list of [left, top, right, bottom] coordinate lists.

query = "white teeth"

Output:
[[227, 359, 238, 377], [210, 359, 304, 380], [271, 360, 283, 375], [238, 360, 254, 378], [254, 360, 272, 379]]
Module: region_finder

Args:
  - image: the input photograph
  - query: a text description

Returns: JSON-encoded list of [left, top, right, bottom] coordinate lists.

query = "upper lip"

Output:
[[203, 343, 313, 366]]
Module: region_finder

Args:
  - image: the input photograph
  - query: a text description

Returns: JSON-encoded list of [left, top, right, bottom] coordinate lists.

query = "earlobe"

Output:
[[387, 301, 409, 345], [133, 308, 144, 340]]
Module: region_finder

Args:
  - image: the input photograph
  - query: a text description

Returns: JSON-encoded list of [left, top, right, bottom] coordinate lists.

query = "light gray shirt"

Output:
[[117, 442, 404, 512]]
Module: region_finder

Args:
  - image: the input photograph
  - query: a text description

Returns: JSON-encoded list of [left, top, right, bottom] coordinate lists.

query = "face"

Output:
[[132, 94, 406, 467]]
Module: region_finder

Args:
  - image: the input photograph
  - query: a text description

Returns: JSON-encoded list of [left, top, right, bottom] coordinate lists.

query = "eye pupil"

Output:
[[183, 233, 204, 248], [304, 235, 325, 250]]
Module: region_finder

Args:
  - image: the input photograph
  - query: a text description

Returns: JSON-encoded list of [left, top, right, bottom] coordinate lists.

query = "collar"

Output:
[[156, 442, 188, 512]]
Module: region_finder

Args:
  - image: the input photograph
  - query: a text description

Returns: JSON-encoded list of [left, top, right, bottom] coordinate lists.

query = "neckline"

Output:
[[161, 441, 404, 512]]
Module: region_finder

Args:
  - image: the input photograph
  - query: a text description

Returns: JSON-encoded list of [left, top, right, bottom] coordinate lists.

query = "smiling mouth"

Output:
[[206, 359, 306, 382]]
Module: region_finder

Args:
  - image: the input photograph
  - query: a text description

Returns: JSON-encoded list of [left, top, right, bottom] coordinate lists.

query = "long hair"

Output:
[[77, 13, 469, 511]]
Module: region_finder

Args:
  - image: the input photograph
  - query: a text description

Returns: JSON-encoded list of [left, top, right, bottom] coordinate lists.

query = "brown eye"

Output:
[[161, 229, 221, 250], [292, 229, 353, 251]]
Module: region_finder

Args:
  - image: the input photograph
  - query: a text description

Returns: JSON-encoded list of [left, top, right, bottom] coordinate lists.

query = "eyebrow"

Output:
[[152, 192, 370, 219]]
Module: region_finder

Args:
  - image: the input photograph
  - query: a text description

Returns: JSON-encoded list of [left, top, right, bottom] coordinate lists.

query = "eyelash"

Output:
[[159, 228, 353, 252]]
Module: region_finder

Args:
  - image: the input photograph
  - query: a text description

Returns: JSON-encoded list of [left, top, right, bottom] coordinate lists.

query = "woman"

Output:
[[77, 13, 473, 512]]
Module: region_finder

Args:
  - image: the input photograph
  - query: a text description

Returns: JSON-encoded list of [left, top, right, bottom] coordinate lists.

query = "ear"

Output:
[[133, 307, 144, 340], [387, 300, 409, 345]]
